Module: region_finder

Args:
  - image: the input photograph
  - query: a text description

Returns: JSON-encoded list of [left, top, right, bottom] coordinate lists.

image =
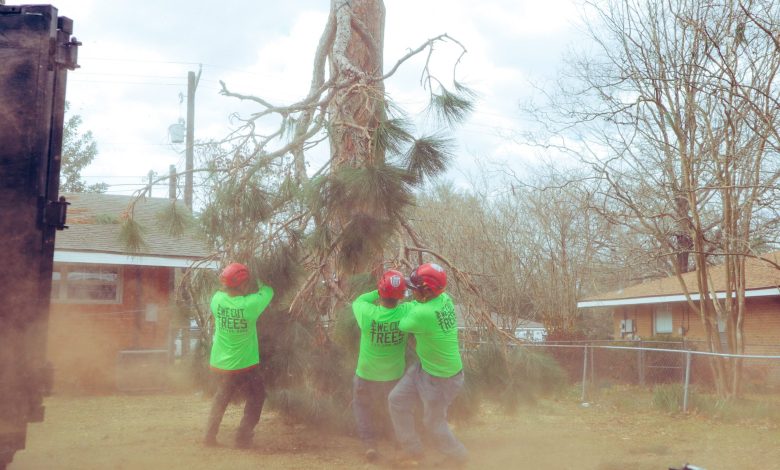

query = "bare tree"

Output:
[[408, 182, 536, 333], [500, 168, 618, 338], [526, 0, 780, 396], [407, 168, 622, 341]]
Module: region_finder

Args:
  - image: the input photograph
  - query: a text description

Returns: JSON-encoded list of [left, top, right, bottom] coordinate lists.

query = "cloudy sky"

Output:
[[56, 0, 585, 196]]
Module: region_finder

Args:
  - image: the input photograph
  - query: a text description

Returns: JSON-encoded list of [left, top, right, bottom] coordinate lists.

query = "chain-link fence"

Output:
[[498, 341, 780, 411], [175, 326, 780, 414]]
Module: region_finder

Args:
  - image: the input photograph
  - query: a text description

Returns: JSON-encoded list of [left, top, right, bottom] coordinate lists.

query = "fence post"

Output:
[[683, 351, 692, 413], [638, 341, 646, 386], [581, 344, 589, 403], [182, 326, 191, 356], [590, 342, 595, 387]]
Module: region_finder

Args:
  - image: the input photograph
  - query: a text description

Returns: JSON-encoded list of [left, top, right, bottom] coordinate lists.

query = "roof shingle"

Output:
[[54, 192, 211, 260], [583, 252, 780, 302]]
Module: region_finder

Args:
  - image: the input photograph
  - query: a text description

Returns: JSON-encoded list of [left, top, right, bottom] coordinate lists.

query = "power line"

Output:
[[80, 57, 202, 66], [81, 175, 148, 178], [98, 142, 176, 146], [79, 57, 281, 80], [76, 72, 222, 85], [77, 72, 186, 80], [69, 79, 185, 87]]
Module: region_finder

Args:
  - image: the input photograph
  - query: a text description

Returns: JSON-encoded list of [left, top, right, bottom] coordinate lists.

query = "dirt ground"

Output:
[[9, 392, 780, 470]]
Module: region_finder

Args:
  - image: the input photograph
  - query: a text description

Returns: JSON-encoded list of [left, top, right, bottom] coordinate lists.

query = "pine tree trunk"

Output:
[[330, 0, 385, 169], [328, 0, 387, 282]]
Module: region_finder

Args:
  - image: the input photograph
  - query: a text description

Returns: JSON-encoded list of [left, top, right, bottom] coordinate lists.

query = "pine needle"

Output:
[[374, 117, 415, 158], [118, 218, 148, 253], [307, 164, 413, 222], [337, 214, 395, 273], [156, 201, 193, 237], [427, 85, 475, 126], [404, 134, 455, 183]]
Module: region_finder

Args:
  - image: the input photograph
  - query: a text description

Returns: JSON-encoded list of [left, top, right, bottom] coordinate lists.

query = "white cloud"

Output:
[[474, 0, 579, 37], [62, 0, 582, 194]]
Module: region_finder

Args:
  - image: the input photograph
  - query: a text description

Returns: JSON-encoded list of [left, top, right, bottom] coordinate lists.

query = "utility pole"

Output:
[[184, 66, 201, 209], [168, 165, 177, 200], [147, 170, 155, 197]]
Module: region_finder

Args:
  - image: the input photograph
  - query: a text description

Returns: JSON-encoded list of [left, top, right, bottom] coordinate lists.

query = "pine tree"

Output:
[[183, 0, 476, 427]]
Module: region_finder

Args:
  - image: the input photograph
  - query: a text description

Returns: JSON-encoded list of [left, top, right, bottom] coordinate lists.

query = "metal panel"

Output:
[[0, 5, 78, 467]]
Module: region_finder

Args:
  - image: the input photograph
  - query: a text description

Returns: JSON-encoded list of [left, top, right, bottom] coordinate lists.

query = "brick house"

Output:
[[577, 252, 780, 355], [49, 192, 215, 392]]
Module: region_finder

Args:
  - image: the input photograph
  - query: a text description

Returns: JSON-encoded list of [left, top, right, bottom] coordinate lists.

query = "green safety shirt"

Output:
[[209, 283, 274, 371], [399, 292, 463, 378], [352, 290, 409, 381]]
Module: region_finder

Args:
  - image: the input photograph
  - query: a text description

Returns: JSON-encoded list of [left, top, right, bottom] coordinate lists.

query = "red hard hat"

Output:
[[377, 270, 406, 300], [220, 263, 250, 288], [407, 263, 446, 296]]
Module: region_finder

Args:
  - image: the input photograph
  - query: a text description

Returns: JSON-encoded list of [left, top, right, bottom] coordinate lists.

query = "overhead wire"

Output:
[[70, 57, 523, 192]]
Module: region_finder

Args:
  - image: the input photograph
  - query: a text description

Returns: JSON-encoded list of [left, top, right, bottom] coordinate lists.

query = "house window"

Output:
[[51, 264, 122, 304], [654, 305, 673, 334]]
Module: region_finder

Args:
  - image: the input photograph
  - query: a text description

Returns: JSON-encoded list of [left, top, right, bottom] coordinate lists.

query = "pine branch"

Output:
[[427, 85, 475, 127], [404, 134, 454, 183], [118, 217, 147, 253]]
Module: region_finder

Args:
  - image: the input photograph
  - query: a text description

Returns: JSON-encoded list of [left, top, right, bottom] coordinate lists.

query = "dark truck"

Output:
[[0, 4, 78, 468]]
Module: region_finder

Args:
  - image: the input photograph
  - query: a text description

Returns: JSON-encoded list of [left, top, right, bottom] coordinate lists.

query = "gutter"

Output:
[[577, 287, 780, 308], [54, 250, 219, 269]]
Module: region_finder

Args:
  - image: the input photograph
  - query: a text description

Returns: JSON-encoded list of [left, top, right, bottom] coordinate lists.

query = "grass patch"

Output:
[[589, 384, 653, 413], [587, 383, 780, 425], [652, 384, 686, 413], [694, 394, 780, 424]]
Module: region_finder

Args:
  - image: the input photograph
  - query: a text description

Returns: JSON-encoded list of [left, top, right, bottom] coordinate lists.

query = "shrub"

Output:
[[464, 341, 567, 413], [652, 384, 685, 413]]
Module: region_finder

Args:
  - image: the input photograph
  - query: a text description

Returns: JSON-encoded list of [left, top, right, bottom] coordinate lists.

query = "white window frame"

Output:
[[51, 263, 123, 304], [653, 304, 674, 334]]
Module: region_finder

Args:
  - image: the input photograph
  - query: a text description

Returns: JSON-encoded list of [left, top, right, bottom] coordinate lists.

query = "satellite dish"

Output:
[[168, 118, 185, 144]]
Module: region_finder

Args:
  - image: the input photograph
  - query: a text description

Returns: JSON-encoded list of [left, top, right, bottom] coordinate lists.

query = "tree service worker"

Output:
[[351, 270, 410, 462], [203, 262, 274, 449], [388, 262, 468, 467]]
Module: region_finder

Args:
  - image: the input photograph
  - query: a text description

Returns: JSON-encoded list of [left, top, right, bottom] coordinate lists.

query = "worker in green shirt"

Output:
[[203, 262, 274, 449], [351, 269, 410, 462], [388, 262, 467, 467]]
